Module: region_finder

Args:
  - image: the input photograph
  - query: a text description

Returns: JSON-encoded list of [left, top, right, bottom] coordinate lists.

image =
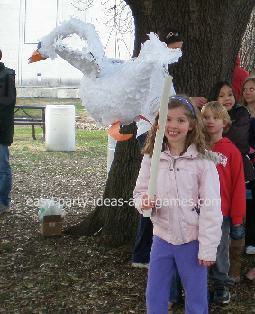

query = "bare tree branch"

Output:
[[71, 0, 94, 11], [100, 0, 133, 35]]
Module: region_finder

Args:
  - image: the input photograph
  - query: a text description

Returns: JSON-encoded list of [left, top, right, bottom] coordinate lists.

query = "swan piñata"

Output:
[[29, 18, 182, 126]]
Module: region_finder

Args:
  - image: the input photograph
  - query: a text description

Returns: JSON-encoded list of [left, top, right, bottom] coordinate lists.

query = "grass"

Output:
[[2, 104, 255, 313], [0, 106, 146, 313], [13, 97, 107, 159], [12, 126, 108, 159], [15, 97, 85, 118]]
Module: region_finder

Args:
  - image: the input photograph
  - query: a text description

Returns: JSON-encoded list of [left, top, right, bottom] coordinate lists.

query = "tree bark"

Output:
[[240, 8, 255, 73], [65, 0, 255, 247], [127, 0, 255, 97], [64, 123, 141, 247]]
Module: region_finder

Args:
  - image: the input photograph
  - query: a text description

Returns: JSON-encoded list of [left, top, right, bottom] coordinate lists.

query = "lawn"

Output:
[[15, 98, 88, 123], [0, 122, 254, 313]]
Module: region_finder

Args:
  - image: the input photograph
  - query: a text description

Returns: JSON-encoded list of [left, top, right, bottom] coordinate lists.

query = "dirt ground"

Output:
[[0, 99, 255, 313]]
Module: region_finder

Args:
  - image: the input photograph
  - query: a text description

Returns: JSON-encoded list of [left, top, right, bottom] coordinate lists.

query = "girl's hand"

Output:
[[141, 194, 156, 210], [198, 259, 215, 267]]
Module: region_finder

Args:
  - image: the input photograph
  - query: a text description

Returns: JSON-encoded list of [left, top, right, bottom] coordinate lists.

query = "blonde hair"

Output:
[[201, 101, 232, 134], [143, 95, 207, 156], [240, 77, 255, 106]]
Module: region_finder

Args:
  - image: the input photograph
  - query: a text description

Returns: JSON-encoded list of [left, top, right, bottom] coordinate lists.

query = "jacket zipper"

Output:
[[170, 157, 185, 242]]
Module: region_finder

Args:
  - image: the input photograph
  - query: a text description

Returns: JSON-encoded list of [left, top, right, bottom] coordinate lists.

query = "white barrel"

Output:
[[106, 135, 116, 173], [45, 105, 75, 151]]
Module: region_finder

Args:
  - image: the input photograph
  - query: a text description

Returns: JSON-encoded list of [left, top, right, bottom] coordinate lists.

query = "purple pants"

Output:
[[146, 236, 208, 314]]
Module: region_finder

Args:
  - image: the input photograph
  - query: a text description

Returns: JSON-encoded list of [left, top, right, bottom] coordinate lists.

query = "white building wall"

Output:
[[0, 0, 21, 81], [0, 0, 133, 90]]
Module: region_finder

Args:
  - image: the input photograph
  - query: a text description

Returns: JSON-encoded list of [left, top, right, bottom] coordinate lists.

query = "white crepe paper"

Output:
[[37, 18, 182, 126]]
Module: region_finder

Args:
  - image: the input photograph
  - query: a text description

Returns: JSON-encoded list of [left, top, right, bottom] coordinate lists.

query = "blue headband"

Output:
[[170, 96, 196, 117]]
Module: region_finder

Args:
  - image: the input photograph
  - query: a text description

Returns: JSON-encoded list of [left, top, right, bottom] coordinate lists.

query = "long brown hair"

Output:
[[143, 95, 207, 156]]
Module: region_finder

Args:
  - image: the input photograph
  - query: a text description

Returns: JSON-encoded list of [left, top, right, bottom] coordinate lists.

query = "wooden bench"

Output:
[[14, 105, 46, 140]]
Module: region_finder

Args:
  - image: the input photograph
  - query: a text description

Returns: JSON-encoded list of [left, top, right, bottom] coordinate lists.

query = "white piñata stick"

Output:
[[143, 75, 173, 217]]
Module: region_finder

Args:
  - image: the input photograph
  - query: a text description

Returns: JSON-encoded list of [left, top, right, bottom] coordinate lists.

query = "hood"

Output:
[[198, 149, 224, 165], [213, 137, 233, 148]]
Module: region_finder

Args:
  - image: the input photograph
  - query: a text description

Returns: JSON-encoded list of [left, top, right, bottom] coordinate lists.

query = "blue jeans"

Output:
[[132, 215, 153, 263], [132, 132, 152, 263], [0, 144, 12, 207], [210, 217, 231, 288], [245, 182, 255, 246]]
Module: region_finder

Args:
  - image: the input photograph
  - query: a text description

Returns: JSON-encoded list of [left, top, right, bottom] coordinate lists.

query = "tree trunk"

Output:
[[240, 8, 255, 73], [65, 0, 255, 248], [64, 123, 142, 247], [128, 0, 255, 96]]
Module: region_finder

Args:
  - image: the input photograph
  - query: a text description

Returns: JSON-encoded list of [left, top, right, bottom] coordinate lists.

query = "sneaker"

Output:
[[131, 262, 149, 269], [168, 302, 174, 311], [245, 245, 255, 255], [213, 287, 231, 304]]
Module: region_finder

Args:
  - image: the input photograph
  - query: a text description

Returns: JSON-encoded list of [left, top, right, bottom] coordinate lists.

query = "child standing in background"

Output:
[[134, 96, 222, 314], [240, 78, 255, 266], [208, 80, 254, 182], [201, 101, 246, 304], [208, 81, 254, 283], [241, 77, 255, 118]]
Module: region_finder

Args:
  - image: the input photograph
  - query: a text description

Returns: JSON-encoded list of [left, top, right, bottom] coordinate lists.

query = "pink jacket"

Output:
[[133, 144, 223, 261]]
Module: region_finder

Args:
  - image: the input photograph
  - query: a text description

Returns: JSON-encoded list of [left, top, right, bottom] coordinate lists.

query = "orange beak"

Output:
[[107, 121, 133, 142], [28, 50, 47, 64]]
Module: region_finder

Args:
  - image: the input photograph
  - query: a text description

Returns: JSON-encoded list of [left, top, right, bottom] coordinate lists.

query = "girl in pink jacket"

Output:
[[133, 95, 222, 314]]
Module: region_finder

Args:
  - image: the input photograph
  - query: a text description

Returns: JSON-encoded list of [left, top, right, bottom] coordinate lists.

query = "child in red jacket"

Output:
[[201, 101, 246, 305]]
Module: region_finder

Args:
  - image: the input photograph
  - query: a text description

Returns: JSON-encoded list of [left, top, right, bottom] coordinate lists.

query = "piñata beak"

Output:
[[107, 121, 133, 142], [28, 49, 47, 63]]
